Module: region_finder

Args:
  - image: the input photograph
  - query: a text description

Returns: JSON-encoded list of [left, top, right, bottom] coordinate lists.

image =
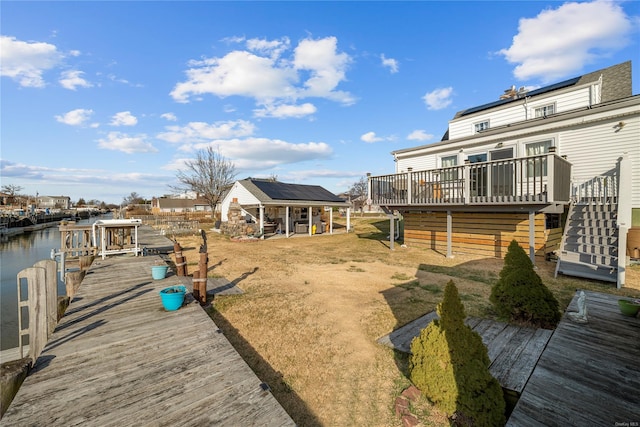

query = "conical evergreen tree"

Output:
[[410, 281, 505, 426], [490, 240, 560, 328]]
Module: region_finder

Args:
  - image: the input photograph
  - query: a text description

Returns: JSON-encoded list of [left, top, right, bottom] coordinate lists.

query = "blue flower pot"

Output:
[[160, 285, 186, 311], [151, 265, 169, 280]]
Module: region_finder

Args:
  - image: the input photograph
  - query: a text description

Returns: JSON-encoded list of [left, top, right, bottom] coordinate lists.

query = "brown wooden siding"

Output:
[[403, 212, 557, 258]]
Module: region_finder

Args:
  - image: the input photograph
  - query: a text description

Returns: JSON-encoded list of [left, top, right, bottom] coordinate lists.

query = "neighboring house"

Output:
[[220, 178, 352, 237], [151, 196, 213, 213], [37, 196, 71, 210], [368, 61, 639, 287]]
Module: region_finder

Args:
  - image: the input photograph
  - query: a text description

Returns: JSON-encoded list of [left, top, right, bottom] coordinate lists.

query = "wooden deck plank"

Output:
[[507, 290, 640, 426], [377, 313, 551, 393], [1, 237, 295, 426]]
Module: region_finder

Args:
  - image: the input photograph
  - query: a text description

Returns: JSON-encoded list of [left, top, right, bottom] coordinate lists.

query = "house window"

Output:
[[526, 140, 553, 177], [441, 155, 458, 182], [534, 104, 555, 118], [474, 120, 490, 133]]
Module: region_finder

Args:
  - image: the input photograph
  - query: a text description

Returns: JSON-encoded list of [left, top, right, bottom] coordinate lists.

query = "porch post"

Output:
[[308, 206, 312, 235], [330, 208, 334, 234], [547, 148, 556, 202], [529, 209, 536, 265], [389, 214, 395, 250], [347, 207, 351, 232], [285, 206, 290, 238], [447, 210, 453, 258], [407, 168, 413, 205], [463, 159, 470, 204]]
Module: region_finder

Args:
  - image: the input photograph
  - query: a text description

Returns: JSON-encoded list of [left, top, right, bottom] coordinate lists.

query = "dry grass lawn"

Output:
[[173, 217, 640, 426]]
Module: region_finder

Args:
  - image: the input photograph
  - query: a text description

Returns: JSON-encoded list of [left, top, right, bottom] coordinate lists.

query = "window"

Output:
[[534, 104, 555, 118], [441, 155, 458, 182], [525, 140, 553, 177], [474, 120, 490, 133]]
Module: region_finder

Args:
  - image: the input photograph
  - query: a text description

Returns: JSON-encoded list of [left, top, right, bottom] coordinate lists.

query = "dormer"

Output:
[[446, 61, 631, 140]]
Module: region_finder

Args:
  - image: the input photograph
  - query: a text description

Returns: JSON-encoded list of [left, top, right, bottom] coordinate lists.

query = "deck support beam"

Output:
[[529, 209, 536, 265], [447, 210, 453, 258]]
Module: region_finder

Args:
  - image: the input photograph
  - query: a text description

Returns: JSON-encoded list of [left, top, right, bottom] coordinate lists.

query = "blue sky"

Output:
[[2, 1, 639, 205]]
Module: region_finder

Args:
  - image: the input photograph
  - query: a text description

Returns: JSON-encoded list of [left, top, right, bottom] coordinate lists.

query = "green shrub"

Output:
[[490, 240, 560, 329], [409, 280, 505, 426]]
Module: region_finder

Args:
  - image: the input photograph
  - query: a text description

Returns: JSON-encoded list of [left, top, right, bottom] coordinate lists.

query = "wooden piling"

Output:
[[173, 241, 187, 276]]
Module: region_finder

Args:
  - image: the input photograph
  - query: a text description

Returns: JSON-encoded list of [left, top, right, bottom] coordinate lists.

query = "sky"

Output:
[[1, 1, 639, 205]]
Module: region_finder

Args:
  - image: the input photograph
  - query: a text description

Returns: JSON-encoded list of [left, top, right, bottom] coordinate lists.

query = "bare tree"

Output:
[[171, 147, 237, 213], [122, 192, 145, 206], [2, 184, 23, 196], [348, 176, 368, 213]]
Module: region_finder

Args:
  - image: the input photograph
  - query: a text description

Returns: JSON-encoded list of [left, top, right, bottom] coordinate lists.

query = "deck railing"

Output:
[[369, 153, 572, 207]]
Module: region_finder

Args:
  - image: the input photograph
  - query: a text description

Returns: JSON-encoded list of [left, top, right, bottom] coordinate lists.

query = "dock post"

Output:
[[33, 260, 58, 338]]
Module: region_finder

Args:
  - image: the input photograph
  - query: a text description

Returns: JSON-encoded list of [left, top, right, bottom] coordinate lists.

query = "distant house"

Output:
[[369, 61, 639, 287], [37, 195, 71, 210], [151, 196, 212, 214], [220, 179, 352, 237]]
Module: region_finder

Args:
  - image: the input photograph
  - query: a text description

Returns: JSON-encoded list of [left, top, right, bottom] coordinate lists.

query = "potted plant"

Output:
[[151, 262, 169, 280], [618, 299, 640, 317], [159, 285, 187, 311]]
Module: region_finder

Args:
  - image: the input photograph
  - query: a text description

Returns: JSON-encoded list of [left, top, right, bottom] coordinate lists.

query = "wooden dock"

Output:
[[1, 228, 294, 426], [378, 312, 553, 394], [507, 290, 640, 426]]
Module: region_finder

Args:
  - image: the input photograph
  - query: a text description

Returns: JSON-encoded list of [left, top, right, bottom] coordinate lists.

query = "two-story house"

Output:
[[368, 61, 639, 287]]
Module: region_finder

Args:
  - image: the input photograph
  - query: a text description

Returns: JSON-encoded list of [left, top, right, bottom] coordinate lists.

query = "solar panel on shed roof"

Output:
[[250, 180, 344, 202]]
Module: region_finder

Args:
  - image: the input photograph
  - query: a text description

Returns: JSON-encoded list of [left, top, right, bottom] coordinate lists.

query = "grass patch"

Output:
[[419, 264, 496, 285]]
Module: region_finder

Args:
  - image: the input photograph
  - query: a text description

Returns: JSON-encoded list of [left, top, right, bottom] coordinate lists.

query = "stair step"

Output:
[[568, 227, 617, 237], [568, 219, 616, 228], [573, 202, 617, 212], [569, 211, 616, 220], [556, 261, 617, 283], [559, 251, 617, 267], [565, 235, 618, 246], [562, 243, 617, 256]]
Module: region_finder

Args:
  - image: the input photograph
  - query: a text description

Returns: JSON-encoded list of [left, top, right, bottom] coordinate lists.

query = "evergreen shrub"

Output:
[[409, 280, 505, 426], [490, 240, 560, 329]]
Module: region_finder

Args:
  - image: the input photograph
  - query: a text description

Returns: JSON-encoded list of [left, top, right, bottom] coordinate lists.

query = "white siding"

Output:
[[559, 116, 640, 208], [220, 182, 261, 221], [449, 85, 596, 140], [397, 155, 437, 173]]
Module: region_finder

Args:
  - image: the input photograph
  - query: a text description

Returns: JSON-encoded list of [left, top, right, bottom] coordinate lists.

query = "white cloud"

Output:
[[381, 54, 399, 73], [293, 37, 353, 103], [361, 131, 383, 143], [161, 112, 178, 121], [171, 36, 354, 109], [407, 130, 434, 141], [423, 87, 453, 110], [59, 70, 92, 90], [499, 0, 635, 82], [253, 102, 317, 119], [157, 119, 256, 144], [246, 37, 291, 59], [110, 111, 138, 126], [97, 131, 157, 153], [55, 108, 94, 126], [0, 35, 63, 87], [188, 137, 333, 170]]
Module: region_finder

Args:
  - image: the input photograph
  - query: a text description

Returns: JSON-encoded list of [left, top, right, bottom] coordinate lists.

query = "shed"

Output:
[[220, 179, 352, 237]]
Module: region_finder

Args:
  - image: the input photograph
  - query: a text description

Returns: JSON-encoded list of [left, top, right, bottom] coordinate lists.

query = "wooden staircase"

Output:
[[555, 200, 619, 283]]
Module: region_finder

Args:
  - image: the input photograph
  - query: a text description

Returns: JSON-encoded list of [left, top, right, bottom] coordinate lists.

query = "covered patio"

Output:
[[220, 179, 352, 238]]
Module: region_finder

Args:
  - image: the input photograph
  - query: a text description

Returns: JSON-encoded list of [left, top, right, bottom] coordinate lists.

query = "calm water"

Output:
[[0, 216, 108, 350]]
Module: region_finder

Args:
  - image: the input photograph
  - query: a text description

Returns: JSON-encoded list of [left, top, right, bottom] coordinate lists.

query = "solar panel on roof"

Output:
[[250, 180, 344, 202], [460, 76, 581, 117]]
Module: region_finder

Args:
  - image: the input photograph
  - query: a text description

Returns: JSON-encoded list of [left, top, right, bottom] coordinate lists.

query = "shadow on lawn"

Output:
[[207, 305, 322, 427]]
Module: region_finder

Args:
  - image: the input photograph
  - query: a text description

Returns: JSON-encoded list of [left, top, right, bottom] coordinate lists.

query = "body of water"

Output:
[[0, 215, 108, 350]]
